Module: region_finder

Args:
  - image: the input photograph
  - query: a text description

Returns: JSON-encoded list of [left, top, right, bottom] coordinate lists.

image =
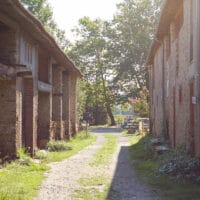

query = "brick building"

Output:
[[0, 0, 81, 158], [147, 0, 200, 156]]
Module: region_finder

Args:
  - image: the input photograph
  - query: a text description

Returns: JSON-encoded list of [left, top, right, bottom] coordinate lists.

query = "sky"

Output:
[[48, 0, 122, 41]]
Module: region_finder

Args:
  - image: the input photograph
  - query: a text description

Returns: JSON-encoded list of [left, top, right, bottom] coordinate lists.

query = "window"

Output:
[[20, 36, 36, 69]]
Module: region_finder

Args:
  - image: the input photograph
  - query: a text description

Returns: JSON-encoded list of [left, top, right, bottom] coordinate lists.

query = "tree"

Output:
[[69, 17, 116, 125], [106, 0, 162, 102], [20, 0, 69, 51]]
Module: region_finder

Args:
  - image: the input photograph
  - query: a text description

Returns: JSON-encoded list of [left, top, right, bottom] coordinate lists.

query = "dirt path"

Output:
[[36, 128, 157, 200]]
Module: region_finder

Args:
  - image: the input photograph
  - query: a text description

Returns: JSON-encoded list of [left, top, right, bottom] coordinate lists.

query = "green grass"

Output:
[[0, 162, 49, 200], [75, 187, 108, 200], [79, 175, 108, 187], [43, 133, 97, 163], [90, 134, 118, 166], [129, 135, 200, 200], [0, 132, 97, 200]]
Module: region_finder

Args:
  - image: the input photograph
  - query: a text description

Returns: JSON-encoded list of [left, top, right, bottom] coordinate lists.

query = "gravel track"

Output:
[[36, 128, 158, 200]]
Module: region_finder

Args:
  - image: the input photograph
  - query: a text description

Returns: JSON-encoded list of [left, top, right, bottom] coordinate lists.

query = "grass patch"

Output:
[[75, 175, 109, 200], [90, 134, 118, 166], [129, 135, 200, 200], [79, 175, 108, 187], [0, 162, 49, 200], [0, 132, 97, 200], [44, 133, 97, 163]]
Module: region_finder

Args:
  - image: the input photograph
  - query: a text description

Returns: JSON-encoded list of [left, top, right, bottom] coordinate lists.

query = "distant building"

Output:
[[147, 0, 200, 156], [0, 0, 81, 158]]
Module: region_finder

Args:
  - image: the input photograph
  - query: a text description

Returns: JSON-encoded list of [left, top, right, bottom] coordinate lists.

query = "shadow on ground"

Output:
[[106, 145, 155, 200], [90, 127, 123, 134]]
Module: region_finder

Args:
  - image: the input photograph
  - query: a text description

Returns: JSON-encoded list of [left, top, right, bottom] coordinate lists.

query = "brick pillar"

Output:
[[62, 72, 71, 139], [52, 67, 63, 139], [70, 75, 77, 136], [0, 79, 18, 158], [16, 77, 23, 153], [23, 78, 38, 155]]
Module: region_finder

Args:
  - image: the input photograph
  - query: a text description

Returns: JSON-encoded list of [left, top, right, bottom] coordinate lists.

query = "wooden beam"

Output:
[[38, 81, 52, 93]]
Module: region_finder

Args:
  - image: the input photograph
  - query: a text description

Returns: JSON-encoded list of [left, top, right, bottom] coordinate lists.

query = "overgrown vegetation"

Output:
[[129, 135, 200, 200], [44, 133, 97, 163], [0, 133, 97, 200], [46, 140, 72, 152]]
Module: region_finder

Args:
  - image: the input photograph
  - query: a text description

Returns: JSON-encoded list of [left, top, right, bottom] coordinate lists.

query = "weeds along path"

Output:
[[36, 134, 106, 200]]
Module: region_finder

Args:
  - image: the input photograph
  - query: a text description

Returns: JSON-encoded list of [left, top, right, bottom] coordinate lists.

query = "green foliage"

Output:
[[46, 140, 73, 152], [17, 148, 33, 166], [35, 150, 48, 160], [106, 0, 162, 102], [115, 115, 125, 125], [134, 88, 149, 117], [69, 17, 116, 125]]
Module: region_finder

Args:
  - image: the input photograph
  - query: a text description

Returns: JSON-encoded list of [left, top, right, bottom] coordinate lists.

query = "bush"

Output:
[[35, 150, 48, 160], [17, 148, 33, 166], [158, 147, 200, 182], [46, 140, 73, 152]]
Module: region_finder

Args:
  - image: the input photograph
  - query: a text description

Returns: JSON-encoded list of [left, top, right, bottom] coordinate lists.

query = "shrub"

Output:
[[35, 150, 48, 160], [17, 148, 32, 166], [46, 140, 73, 152], [158, 147, 200, 183]]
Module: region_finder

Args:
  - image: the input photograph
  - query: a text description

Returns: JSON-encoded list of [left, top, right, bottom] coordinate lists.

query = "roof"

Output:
[[146, 0, 182, 65], [0, 0, 82, 77]]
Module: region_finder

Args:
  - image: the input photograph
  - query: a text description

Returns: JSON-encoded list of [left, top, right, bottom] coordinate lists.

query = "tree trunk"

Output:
[[106, 103, 116, 126]]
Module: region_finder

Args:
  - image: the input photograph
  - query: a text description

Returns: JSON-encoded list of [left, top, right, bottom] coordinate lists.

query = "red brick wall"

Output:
[[0, 80, 17, 157], [38, 91, 50, 148], [62, 72, 71, 139], [52, 67, 63, 139]]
